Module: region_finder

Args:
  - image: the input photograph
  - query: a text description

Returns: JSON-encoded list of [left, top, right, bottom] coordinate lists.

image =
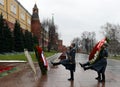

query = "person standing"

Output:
[[80, 43, 108, 82], [51, 43, 76, 81], [67, 43, 76, 81]]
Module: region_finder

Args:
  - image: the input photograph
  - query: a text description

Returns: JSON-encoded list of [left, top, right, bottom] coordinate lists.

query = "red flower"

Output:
[[0, 66, 14, 73]]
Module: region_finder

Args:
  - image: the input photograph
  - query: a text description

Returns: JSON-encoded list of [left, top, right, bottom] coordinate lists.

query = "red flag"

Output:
[[89, 38, 106, 60]]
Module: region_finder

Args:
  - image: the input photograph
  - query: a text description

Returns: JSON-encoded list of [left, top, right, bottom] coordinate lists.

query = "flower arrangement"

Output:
[[34, 45, 48, 75], [0, 66, 16, 77]]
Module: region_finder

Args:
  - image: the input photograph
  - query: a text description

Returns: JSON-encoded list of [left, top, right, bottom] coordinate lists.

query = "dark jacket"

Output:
[[61, 47, 76, 71], [91, 48, 108, 73]]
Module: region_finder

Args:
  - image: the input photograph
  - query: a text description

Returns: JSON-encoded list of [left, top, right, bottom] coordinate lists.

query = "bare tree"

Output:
[[101, 22, 120, 55], [71, 31, 96, 53], [80, 31, 96, 53], [71, 37, 81, 52]]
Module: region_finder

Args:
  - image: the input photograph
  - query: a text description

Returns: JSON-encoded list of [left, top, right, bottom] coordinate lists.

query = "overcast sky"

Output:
[[18, 0, 120, 46]]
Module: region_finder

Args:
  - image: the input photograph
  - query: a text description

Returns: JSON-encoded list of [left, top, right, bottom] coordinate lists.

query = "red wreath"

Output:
[[89, 38, 107, 60], [35, 46, 48, 69]]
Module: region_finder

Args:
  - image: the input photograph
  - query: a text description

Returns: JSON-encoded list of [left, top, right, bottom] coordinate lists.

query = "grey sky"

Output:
[[18, 0, 120, 46]]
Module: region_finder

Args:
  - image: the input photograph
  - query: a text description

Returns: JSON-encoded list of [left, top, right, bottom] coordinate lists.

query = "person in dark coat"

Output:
[[79, 43, 108, 82], [51, 43, 76, 81], [67, 43, 76, 81]]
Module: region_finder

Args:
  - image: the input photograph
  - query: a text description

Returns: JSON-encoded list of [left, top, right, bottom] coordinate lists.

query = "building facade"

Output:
[[0, 0, 31, 31], [0, 0, 64, 51]]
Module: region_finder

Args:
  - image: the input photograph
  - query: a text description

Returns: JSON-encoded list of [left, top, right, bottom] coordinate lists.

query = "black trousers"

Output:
[[52, 62, 61, 66], [98, 68, 105, 81], [70, 70, 74, 79], [83, 62, 90, 67]]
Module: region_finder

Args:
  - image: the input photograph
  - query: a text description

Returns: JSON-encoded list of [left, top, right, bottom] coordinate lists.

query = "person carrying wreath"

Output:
[[79, 42, 108, 82]]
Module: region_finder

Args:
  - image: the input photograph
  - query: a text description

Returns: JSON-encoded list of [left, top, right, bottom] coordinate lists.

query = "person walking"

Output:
[[79, 43, 108, 82], [51, 43, 76, 81], [67, 43, 76, 81]]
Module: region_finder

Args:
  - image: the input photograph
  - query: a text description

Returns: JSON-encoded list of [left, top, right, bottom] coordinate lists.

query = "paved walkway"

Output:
[[0, 53, 120, 87], [36, 53, 120, 87]]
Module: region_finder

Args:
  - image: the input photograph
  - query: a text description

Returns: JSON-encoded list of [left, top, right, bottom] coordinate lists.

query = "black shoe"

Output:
[[50, 61, 53, 64], [50, 61, 55, 66], [95, 77, 100, 80], [83, 67, 87, 71], [68, 78, 74, 81], [99, 79, 105, 82], [79, 63, 83, 67], [95, 77, 101, 80]]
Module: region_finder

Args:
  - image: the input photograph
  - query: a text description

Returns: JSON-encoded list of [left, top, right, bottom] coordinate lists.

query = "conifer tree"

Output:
[[23, 30, 28, 50], [0, 13, 4, 53], [24, 30, 33, 51], [13, 20, 24, 52], [33, 35, 39, 46], [28, 32, 34, 51], [3, 22, 13, 52]]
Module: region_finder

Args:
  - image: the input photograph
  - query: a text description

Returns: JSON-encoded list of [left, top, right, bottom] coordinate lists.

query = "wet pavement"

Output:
[[0, 53, 120, 87], [36, 53, 120, 87]]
